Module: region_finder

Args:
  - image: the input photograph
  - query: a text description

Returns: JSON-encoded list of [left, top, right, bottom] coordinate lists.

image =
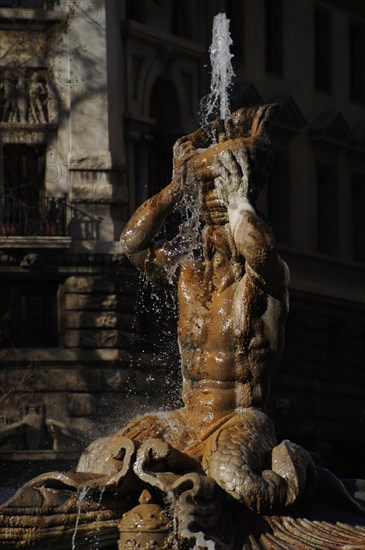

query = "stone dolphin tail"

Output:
[[1, 105, 365, 549]]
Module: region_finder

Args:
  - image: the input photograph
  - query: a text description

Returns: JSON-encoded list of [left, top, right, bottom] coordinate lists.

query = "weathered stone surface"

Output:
[[42, 392, 68, 421], [0, 236, 72, 249], [64, 293, 137, 312], [101, 369, 130, 391], [64, 329, 140, 349], [65, 311, 116, 329], [0, 348, 158, 369], [67, 150, 125, 172], [17, 369, 103, 392], [68, 393, 97, 417], [68, 417, 96, 437], [64, 311, 138, 330], [70, 180, 127, 204], [63, 276, 117, 294], [63, 275, 138, 295]]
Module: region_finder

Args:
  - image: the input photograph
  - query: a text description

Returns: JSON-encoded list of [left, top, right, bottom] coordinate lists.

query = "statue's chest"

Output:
[[178, 271, 237, 344], [178, 275, 209, 338]]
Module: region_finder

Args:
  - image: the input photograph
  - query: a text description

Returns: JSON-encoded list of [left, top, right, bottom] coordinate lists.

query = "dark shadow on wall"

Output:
[[269, 291, 365, 479]]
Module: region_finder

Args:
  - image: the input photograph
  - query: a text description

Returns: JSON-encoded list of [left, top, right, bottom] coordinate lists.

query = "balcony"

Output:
[[0, 0, 61, 13], [0, 195, 101, 242], [0, 0, 66, 30]]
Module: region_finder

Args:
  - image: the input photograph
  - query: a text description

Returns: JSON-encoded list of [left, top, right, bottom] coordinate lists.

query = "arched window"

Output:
[[170, 0, 192, 40]]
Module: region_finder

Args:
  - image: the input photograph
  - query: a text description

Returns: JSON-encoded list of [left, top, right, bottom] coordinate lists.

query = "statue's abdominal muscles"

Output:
[[178, 262, 285, 419]]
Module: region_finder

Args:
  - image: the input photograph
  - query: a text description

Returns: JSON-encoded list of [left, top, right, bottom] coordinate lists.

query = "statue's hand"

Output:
[[173, 137, 197, 182], [216, 144, 254, 208]]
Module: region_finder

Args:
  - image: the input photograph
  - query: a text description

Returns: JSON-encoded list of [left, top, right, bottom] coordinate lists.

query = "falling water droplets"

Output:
[[97, 485, 106, 506], [71, 485, 89, 549], [161, 167, 203, 286]]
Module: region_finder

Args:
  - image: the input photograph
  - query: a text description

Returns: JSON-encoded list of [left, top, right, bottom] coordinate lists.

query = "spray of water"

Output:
[[201, 12, 235, 125], [161, 167, 202, 286], [121, 12, 237, 419], [161, 12, 235, 277]]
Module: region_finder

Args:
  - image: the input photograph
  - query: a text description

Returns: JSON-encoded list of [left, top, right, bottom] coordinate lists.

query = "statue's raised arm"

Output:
[[120, 138, 197, 286], [216, 143, 288, 290]]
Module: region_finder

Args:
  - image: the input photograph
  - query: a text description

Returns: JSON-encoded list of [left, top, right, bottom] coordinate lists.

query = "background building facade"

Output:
[[0, 0, 364, 499]]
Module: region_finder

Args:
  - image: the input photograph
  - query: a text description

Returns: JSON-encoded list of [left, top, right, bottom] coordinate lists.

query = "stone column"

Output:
[[67, 0, 127, 241]]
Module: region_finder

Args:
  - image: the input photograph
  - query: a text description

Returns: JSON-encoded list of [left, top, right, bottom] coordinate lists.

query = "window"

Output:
[[343, 319, 365, 376], [282, 305, 365, 378], [317, 162, 338, 255], [226, 0, 245, 63], [314, 9, 332, 92], [352, 172, 365, 261], [0, 144, 46, 236], [0, 282, 59, 347], [125, 0, 144, 22], [268, 149, 290, 245], [281, 309, 331, 378], [171, 0, 192, 40], [148, 78, 181, 196], [265, 0, 283, 76], [0, 0, 42, 6], [2, 144, 45, 202], [20, 0, 41, 5], [349, 23, 365, 104]]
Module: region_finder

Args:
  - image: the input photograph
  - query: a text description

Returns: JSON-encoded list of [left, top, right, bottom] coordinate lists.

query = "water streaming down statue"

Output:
[[1, 15, 365, 550]]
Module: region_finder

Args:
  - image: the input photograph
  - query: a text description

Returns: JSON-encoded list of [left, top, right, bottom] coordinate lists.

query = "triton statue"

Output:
[[117, 104, 316, 514]]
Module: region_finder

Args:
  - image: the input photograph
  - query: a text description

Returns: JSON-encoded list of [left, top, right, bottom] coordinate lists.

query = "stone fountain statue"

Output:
[[117, 103, 315, 514], [1, 104, 365, 549]]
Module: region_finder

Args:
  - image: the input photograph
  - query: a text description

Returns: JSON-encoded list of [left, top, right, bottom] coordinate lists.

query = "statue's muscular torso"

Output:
[[178, 240, 288, 424]]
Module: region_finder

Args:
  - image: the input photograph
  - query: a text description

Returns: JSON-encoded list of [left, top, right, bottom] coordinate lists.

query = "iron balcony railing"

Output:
[[0, 194, 101, 240]]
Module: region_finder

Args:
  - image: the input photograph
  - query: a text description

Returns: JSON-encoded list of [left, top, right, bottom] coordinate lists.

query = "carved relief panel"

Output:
[[0, 68, 55, 125]]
